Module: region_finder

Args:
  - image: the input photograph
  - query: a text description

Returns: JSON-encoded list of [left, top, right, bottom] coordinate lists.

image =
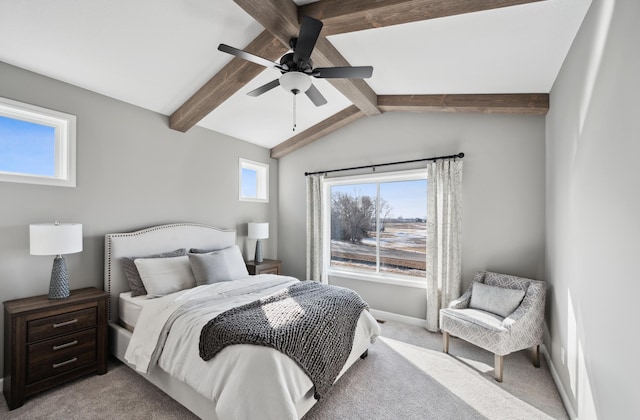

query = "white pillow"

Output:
[[188, 245, 249, 286], [469, 282, 526, 318], [134, 255, 196, 298]]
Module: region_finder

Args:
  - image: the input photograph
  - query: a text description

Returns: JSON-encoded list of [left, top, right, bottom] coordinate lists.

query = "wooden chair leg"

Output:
[[494, 354, 503, 382], [532, 344, 540, 368], [443, 331, 449, 354]]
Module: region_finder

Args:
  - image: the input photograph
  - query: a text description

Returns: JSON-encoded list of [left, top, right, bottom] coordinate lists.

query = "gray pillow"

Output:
[[188, 245, 249, 286], [189, 248, 218, 254], [122, 248, 187, 296], [469, 282, 526, 318]]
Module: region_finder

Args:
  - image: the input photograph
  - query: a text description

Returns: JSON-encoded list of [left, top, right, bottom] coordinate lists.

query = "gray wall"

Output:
[[546, 1, 640, 418], [278, 111, 545, 319], [0, 61, 278, 376]]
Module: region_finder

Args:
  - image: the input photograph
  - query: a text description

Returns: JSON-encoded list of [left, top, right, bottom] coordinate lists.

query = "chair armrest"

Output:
[[503, 280, 546, 335], [448, 285, 473, 309]]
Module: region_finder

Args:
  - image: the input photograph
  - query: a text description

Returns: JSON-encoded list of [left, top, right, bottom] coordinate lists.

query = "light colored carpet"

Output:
[[0, 321, 568, 419]]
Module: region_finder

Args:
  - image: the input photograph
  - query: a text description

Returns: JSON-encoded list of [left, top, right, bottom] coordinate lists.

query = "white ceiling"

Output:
[[0, 0, 592, 149]]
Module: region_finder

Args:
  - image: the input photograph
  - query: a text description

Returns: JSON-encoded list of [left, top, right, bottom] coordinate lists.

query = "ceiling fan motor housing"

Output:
[[280, 52, 313, 73]]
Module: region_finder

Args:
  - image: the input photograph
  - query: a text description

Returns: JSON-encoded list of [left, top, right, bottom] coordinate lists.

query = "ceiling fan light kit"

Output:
[[217, 15, 373, 130], [279, 72, 311, 95]]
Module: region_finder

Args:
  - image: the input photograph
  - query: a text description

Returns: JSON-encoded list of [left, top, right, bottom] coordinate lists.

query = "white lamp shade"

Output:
[[248, 222, 269, 240], [30, 223, 83, 255]]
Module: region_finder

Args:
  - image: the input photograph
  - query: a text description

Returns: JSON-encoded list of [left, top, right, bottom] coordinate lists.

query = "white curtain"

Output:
[[306, 174, 325, 282], [425, 159, 463, 332]]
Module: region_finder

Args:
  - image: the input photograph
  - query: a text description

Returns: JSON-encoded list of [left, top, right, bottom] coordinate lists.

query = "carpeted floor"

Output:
[[0, 321, 568, 419]]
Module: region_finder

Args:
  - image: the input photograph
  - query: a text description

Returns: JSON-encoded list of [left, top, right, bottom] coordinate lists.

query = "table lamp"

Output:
[[248, 222, 269, 263], [30, 222, 83, 299]]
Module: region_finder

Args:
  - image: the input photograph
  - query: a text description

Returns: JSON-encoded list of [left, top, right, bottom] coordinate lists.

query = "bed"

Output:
[[104, 223, 380, 420]]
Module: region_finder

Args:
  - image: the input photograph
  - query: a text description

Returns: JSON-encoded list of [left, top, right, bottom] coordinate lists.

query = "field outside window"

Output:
[[325, 170, 427, 284]]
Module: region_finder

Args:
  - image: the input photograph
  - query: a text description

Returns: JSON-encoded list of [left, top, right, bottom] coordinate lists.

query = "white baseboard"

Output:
[[369, 308, 427, 328], [542, 326, 577, 419]]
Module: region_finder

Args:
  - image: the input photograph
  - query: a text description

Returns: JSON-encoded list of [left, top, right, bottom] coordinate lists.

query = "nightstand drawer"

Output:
[[28, 307, 96, 342], [259, 267, 279, 275], [27, 343, 96, 384], [28, 328, 96, 366]]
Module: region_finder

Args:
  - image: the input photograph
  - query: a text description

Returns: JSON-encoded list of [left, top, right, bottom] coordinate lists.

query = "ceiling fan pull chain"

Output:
[[293, 93, 297, 132]]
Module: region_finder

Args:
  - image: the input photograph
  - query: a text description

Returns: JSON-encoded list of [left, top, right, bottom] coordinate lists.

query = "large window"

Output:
[[0, 97, 76, 187], [324, 169, 427, 286]]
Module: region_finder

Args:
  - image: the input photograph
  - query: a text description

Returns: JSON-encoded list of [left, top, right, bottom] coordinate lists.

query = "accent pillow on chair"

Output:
[[469, 282, 526, 318]]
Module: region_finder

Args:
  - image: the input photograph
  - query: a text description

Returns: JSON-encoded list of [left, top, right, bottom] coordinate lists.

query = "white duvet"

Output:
[[125, 275, 380, 420]]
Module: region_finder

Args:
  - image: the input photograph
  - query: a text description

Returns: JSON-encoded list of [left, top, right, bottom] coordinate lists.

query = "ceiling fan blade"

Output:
[[218, 44, 280, 69], [292, 16, 323, 67], [305, 83, 328, 107], [247, 79, 281, 97], [313, 66, 374, 79]]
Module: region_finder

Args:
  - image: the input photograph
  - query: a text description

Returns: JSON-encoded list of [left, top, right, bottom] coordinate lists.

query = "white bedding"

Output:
[[125, 274, 380, 420], [118, 291, 151, 329]]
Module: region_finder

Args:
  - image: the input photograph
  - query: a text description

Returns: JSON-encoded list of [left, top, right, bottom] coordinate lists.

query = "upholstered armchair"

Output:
[[439, 271, 546, 382]]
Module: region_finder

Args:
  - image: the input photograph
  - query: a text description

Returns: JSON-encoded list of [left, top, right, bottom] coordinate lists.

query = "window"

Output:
[[0, 97, 76, 187], [323, 169, 428, 286], [239, 158, 268, 202]]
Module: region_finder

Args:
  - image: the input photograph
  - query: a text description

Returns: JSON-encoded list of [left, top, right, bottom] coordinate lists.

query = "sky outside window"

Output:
[[241, 167, 257, 197], [0, 115, 56, 176], [331, 179, 427, 219]]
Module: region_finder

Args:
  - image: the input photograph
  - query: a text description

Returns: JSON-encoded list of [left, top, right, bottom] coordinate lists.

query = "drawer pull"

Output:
[[53, 340, 78, 351], [52, 319, 78, 328], [52, 357, 78, 369]]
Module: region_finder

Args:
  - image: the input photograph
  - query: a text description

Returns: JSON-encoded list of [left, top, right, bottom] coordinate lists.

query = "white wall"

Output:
[[545, 0, 640, 418], [278, 111, 545, 319], [0, 61, 278, 377]]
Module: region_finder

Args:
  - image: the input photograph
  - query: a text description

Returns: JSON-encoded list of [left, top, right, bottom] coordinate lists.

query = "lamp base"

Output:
[[49, 255, 70, 299], [254, 239, 263, 264]]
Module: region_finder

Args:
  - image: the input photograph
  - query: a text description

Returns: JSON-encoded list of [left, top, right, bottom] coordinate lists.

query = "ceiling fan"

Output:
[[217, 16, 373, 109]]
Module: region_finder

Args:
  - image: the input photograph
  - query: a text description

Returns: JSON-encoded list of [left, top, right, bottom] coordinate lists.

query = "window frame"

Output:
[[322, 168, 428, 288], [0, 97, 76, 187], [239, 158, 269, 203]]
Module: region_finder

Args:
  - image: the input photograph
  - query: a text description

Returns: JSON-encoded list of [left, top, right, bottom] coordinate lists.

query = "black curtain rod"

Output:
[[304, 152, 464, 176]]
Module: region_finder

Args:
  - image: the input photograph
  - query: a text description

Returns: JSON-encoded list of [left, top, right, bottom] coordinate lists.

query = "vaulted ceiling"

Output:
[[0, 0, 592, 158]]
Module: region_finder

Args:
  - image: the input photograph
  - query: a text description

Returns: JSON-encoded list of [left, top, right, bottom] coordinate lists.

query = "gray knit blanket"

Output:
[[199, 281, 368, 399]]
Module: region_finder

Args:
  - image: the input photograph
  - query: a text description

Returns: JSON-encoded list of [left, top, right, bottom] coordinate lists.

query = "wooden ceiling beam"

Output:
[[310, 37, 380, 116], [300, 0, 547, 36], [270, 105, 364, 158], [377, 94, 549, 115], [169, 30, 288, 132], [233, 0, 380, 117]]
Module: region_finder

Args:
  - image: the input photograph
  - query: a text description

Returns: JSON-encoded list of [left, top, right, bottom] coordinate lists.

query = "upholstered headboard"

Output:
[[104, 223, 236, 322]]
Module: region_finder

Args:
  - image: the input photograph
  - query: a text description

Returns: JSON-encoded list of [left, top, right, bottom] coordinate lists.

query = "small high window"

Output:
[[0, 97, 76, 187], [239, 158, 269, 203]]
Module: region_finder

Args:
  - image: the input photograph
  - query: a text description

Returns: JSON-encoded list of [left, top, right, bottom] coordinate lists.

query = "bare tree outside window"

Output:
[[329, 178, 427, 278]]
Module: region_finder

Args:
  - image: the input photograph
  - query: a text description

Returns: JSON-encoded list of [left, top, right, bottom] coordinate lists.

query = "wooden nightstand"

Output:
[[246, 259, 281, 275], [3, 287, 108, 410]]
